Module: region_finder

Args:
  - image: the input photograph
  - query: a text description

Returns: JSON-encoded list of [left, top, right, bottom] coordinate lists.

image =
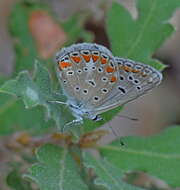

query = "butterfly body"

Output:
[[55, 43, 162, 128]]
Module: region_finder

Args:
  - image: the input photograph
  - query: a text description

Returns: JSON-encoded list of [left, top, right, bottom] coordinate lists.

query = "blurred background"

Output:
[[0, 0, 180, 189]]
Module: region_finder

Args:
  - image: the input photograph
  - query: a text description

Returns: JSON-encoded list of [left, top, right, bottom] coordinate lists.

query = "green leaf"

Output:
[[83, 106, 123, 133], [99, 126, 180, 187], [0, 62, 74, 131], [106, 0, 180, 70], [25, 144, 89, 190], [84, 153, 144, 190], [0, 71, 40, 108], [0, 76, 53, 136], [7, 169, 33, 190], [0, 95, 53, 136]]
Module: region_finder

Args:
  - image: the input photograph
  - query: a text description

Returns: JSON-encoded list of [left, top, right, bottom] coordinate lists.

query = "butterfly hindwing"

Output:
[[93, 57, 162, 114]]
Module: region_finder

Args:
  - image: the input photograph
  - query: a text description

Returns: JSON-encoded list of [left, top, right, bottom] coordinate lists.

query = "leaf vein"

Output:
[[59, 148, 67, 190], [100, 145, 180, 159], [95, 158, 121, 189]]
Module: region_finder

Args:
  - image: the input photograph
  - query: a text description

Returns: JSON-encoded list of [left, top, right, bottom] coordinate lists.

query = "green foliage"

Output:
[[0, 62, 74, 131], [107, 0, 180, 70], [84, 153, 144, 190], [99, 126, 180, 187], [7, 169, 33, 190], [26, 144, 145, 190], [0, 95, 53, 135], [0, 77, 53, 135], [25, 144, 89, 190]]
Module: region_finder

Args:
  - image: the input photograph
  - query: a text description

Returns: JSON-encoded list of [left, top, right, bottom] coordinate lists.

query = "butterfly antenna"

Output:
[[116, 114, 139, 121], [103, 117, 124, 146], [47, 100, 68, 105]]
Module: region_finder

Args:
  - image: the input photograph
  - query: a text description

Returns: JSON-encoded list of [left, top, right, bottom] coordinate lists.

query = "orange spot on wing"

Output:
[[59, 61, 72, 69], [123, 66, 132, 72], [119, 65, 133, 72], [132, 69, 140, 73], [101, 57, 107, 64], [82, 55, 91, 62], [92, 55, 99, 62], [110, 76, 117, 82], [71, 56, 81, 63], [106, 66, 115, 73]]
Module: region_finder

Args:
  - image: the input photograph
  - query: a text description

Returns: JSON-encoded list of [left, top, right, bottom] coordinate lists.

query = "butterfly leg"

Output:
[[61, 117, 83, 132], [47, 100, 68, 105]]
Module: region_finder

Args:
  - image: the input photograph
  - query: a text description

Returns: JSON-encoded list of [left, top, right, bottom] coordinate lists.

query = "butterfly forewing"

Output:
[[56, 43, 118, 109]]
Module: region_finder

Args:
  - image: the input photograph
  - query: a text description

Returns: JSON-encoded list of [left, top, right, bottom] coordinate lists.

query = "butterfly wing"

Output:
[[56, 43, 117, 109], [92, 57, 162, 115]]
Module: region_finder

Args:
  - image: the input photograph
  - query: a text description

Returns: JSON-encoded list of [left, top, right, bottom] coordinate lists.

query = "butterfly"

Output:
[[55, 43, 162, 130]]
